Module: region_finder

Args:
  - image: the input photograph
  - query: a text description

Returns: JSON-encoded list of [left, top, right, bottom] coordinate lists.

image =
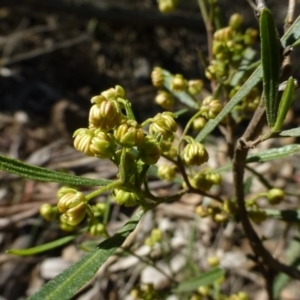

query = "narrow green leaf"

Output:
[[216, 144, 300, 173], [0, 154, 112, 186], [195, 14, 300, 143], [196, 66, 262, 142], [175, 268, 224, 292], [260, 7, 281, 127], [273, 77, 295, 132], [246, 144, 300, 163], [279, 127, 300, 137], [162, 70, 200, 109], [28, 210, 143, 300], [265, 209, 300, 222], [7, 236, 76, 256]]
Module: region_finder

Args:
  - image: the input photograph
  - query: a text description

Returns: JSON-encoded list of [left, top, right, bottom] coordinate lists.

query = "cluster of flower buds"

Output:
[[200, 96, 222, 120], [57, 187, 88, 226], [205, 13, 258, 82], [130, 284, 158, 300]]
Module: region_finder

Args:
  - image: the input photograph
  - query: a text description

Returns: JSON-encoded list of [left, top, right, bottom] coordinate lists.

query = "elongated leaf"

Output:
[[260, 7, 281, 127], [0, 154, 112, 186], [273, 77, 295, 132], [28, 210, 143, 300], [7, 235, 76, 256], [175, 268, 224, 292], [246, 144, 300, 163], [162, 70, 199, 109], [279, 127, 300, 137], [195, 15, 300, 143], [196, 66, 262, 142], [216, 144, 300, 173], [265, 209, 300, 222]]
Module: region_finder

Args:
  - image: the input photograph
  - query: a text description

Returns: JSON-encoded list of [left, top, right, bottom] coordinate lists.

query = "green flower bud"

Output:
[[198, 286, 210, 296], [112, 188, 138, 207], [158, 0, 178, 13], [73, 128, 94, 156], [114, 119, 144, 148], [193, 117, 207, 131], [213, 213, 228, 223], [248, 208, 267, 223], [207, 256, 220, 267], [182, 142, 209, 166], [149, 112, 177, 139], [159, 136, 174, 152], [195, 205, 209, 217], [101, 85, 125, 100], [90, 223, 106, 236], [236, 291, 250, 300], [61, 202, 86, 226], [57, 190, 86, 213], [59, 215, 76, 232], [214, 27, 233, 42], [189, 171, 213, 191], [150, 228, 163, 243], [57, 186, 77, 199], [40, 203, 57, 221], [89, 130, 116, 158], [138, 136, 162, 164], [222, 199, 236, 214], [89, 98, 122, 131], [92, 203, 107, 217], [157, 164, 176, 181], [206, 172, 222, 185], [170, 74, 187, 92], [155, 90, 175, 110], [267, 188, 284, 205], [200, 96, 222, 119], [229, 13, 243, 30], [151, 67, 164, 87], [163, 146, 178, 158], [188, 79, 204, 95], [244, 28, 258, 46]]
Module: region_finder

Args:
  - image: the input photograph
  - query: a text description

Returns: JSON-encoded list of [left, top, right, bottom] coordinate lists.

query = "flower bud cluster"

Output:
[[205, 13, 258, 82], [144, 228, 163, 247]]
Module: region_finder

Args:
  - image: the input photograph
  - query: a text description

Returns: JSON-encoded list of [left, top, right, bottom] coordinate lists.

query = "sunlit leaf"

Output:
[[28, 210, 143, 300]]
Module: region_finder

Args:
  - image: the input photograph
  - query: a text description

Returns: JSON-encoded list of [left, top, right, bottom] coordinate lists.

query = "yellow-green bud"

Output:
[[151, 67, 164, 87], [200, 96, 222, 119], [114, 119, 144, 148], [59, 215, 76, 232], [89, 130, 116, 158], [40, 203, 57, 221], [57, 186, 77, 199], [158, 0, 178, 13], [151, 228, 163, 243], [195, 205, 209, 218], [144, 236, 154, 247], [73, 128, 94, 156], [244, 28, 258, 46], [248, 208, 267, 223], [138, 135, 162, 165], [171, 74, 187, 92], [157, 164, 176, 181], [160, 136, 174, 152], [57, 191, 86, 213], [130, 288, 141, 299], [61, 202, 86, 226], [90, 223, 106, 236], [214, 27, 233, 42], [101, 85, 125, 99], [222, 199, 236, 214], [267, 188, 284, 205], [206, 172, 222, 185], [112, 188, 138, 207], [229, 13, 243, 30], [92, 203, 106, 217], [149, 112, 177, 139], [193, 117, 207, 131], [213, 213, 228, 223], [190, 172, 213, 191], [182, 142, 209, 166], [236, 292, 250, 300], [164, 146, 178, 158], [155, 90, 175, 110], [198, 286, 210, 296], [207, 256, 220, 267], [89, 98, 122, 131], [188, 79, 204, 95]]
